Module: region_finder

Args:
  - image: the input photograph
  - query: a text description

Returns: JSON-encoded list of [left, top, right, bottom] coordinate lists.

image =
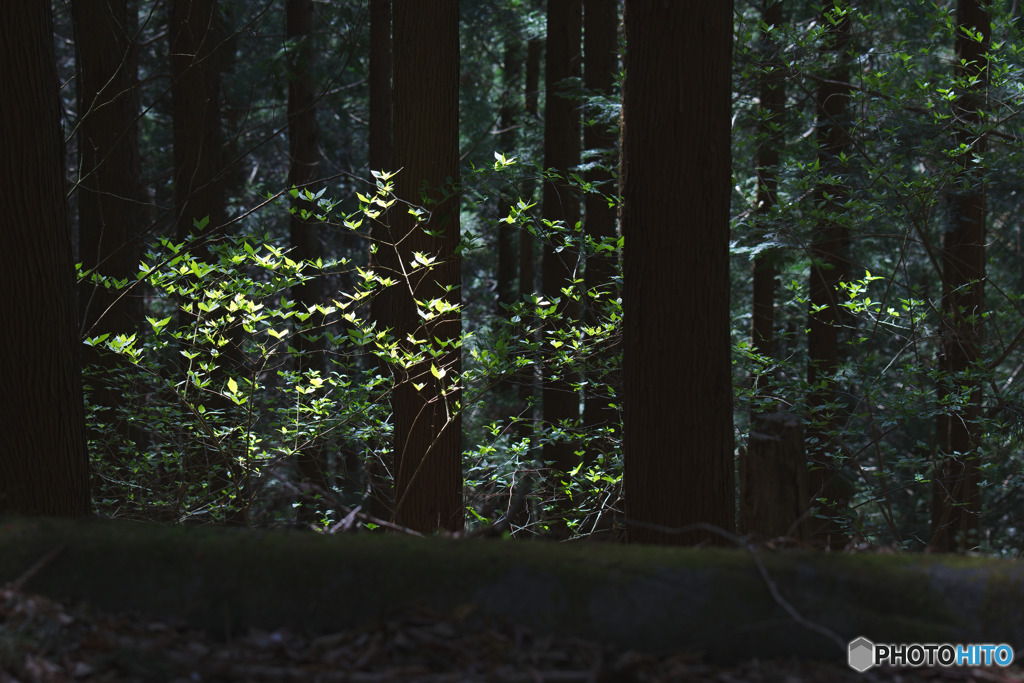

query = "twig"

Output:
[[467, 472, 536, 539], [5, 544, 66, 593], [624, 519, 846, 652]]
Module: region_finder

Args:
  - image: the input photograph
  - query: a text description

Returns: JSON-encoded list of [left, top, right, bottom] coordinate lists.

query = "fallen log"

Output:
[[1, 516, 1021, 663]]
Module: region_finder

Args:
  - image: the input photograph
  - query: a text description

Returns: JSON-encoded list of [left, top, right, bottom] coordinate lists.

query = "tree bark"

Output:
[[931, 0, 989, 553], [496, 39, 523, 314], [169, 0, 225, 247], [581, 0, 620, 469], [0, 4, 91, 517], [806, 0, 853, 550], [72, 0, 142, 467], [515, 29, 544, 481], [285, 0, 328, 516], [366, 0, 395, 524], [169, 0, 243, 522], [541, 0, 583, 489], [739, 412, 808, 541], [73, 0, 141, 342], [622, 1, 735, 546], [751, 1, 784, 358], [390, 0, 463, 533]]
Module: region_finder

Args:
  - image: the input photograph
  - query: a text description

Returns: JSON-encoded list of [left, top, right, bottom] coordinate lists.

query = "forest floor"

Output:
[[2, 582, 1023, 683]]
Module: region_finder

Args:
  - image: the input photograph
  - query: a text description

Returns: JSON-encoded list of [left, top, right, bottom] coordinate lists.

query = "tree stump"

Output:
[[739, 412, 808, 542]]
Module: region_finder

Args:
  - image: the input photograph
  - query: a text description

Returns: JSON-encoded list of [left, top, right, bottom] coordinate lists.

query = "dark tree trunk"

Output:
[[515, 30, 544, 476], [286, 0, 328, 515], [931, 0, 989, 553], [806, 0, 853, 550], [751, 1, 784, 358], [581, 0, 620, 469], [368, 0, 393, 179], [496, 39, 523, 314], [0, 4, 91, 517], [390, 0, 463, 533], [72, 0, 142, 465], [739, 413, 808, 542], [169, 0, 243, 522], [622, 1, 735, 546], [541, 0, 583, 488], [73, 0, 140, 341], [367, 0, 395, 523], [169, 0, 225, 247]]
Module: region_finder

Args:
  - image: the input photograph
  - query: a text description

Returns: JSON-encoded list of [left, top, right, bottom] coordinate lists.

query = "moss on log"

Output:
[[1, 517, 1021, 663]]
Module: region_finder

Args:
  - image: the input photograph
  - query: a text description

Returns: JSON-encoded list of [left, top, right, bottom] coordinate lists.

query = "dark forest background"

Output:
[[4, 1, 1024, 556]]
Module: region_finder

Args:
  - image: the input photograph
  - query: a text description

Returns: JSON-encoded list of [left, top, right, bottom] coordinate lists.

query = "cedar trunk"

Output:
[[621, 1, 735, 546], [751, 1, 784, 358], [170, 0, 225, 245], [73, 0, 140, 341], [286, 0, 328, 510], [930, 0, 989, 553], [581, 0, 620, 470], [72, 0, 142, 466], [541, 0, 583, 484], [0, 4, 91, 517], [515, 30, 544, 469], [806, 0, 853, 549], [367, 0, 395, 523], [390, 0, 463, 533], [496, 38, 523, 314]]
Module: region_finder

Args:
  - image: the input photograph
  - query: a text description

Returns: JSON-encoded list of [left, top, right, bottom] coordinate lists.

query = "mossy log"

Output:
[[1, 517, 1022, 663]]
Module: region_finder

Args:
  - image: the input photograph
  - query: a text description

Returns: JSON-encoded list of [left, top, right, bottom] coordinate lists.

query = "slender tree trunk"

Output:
[[931, 0, 989, 553], [72, 0, 142, 466], [751, 1, 784, 358], [367, 0, 395, 523], [368, 0, 393, 180], [169, 0, 243, 522], [286, 0, 328, 516], [541, 0, 583, 492], [74, 0, 140, 341], [390, 0, 462, 533], [496, 39, 523, 314], [581, 0, 620, 469], [518, 37, 543, 372], [806, 0, 853, 550], [622, 1, 735, 546], [495, 24, 524, 446], [169, 0, 225, 246], [0, 4, 91, 517], [515, 30, 544, 492]]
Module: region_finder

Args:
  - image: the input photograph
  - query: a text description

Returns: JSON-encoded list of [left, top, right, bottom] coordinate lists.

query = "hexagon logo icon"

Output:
[[848, 636, 875, 672]]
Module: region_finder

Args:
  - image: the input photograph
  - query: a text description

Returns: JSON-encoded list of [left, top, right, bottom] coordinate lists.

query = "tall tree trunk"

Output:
[[515, 30, 544, 484], [169, 0, 225, 247], [72, 0, 142, 464], [74, 0, 140, 341], [931, 0, 989, 553], [0, 4, 91, 517], [169, 0, 242, 521], [390, 0, 462, 533], [368, 0, 393, 180], [806, 0, 853, 550], [496, 38, 523, 314], [541, 0, 583, 496], [751, 0, 784, 358], [581, 0, 619, 470], [286, 0, 328, 517], [367, 0, 395, 523], [622, 1, 735, 546]]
